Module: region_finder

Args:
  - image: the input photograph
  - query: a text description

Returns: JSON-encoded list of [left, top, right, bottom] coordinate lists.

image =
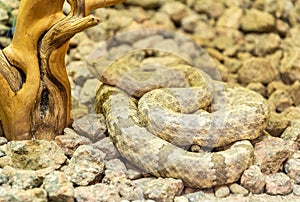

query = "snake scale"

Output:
[[94, 51, 270, 188]]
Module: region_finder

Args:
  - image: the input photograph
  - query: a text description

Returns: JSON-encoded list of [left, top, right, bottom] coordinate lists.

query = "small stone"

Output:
[[160, 1, 190, 23], [4, 140, 66, 170], [63, 145, 105, 186], [73, 64, 94, 87], [229, 183, 249, 196], [74, 183, 121, 202], [254, 136, 291, 175], [2, 166, 49, 189], [126, 169, 143, 180], [280, 48, 300, 84], [266, 112, 289, 137], [241, 165, 266, 194], [181, 14, 202, 33], [240, 9, 275, 32], [0, 137, 7, 146], [265, 173, 292, 195], [214, 185, 230, 198], [276, 19, 290, 36], [246, 82, 267, 98], [125, 0, 161, 9], [42, 171, 74, 202], [281, 120, 300, 150], [290, 81, 300, 106], [268, 89, 294, 112], [0, 173, 8, 185], [72, 114, 107, 142], [105, 159, 127, 173], [193, 0, 224, 19], [216, 6, 243, 29], [293, 184, 300, 196], [79, 79, 101, 104], [93, 137, 120, 160], [135, 178, 184, 202], [238, 57, 279, 85], [253, 33, 281, 57], [0, 186, 47, 202], [284, 151, 300, 184], [55, 128, 92, 157], [267, 81, 290, 97]]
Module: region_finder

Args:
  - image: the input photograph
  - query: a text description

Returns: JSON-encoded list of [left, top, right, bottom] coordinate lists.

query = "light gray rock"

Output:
[[293, 184, 300, 196], [229, 183, 249, 196], [42, 171, 74, 202], [254, 136, 291, 175], [79, 78, 101, 104], [284, 151, 300, 184], [241, 165, 265, 194], [93, 137, 120, 160], [265, 173, 292, 195], [0, 173, 8, 185], [105, 159, 127, 173], [72, 114, 107, 142], [240, 9, 275, 32], [135, 178, 184, 202], [75, 184, 121, 202], [63, 145, 105, 186], [214, 185, 230, 198], [0, 186, 47, 202], [238, 57, 279, 85]]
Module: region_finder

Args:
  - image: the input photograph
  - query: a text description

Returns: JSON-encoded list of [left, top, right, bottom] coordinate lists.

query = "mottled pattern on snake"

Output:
[[94, 52, 270, 188]]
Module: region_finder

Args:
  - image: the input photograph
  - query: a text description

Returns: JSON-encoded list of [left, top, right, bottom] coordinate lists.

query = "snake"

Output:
[[93, 51, 270, 188]]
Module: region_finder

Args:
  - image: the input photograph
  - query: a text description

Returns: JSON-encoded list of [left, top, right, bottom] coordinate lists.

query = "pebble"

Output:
[[72, 114, 107, 142], [42, 171, 74, 202], [229, 183, 249, 196], [216, 6, 243, 29], [75, 183, 121, 202], [254, 136, 291, 175], [268, 89, 294, 112], [241, 165, 266, 194], [63, 145, 106, 186], [281, 120, 300, 150], [293, 184, 300, 196], [266, 112, 290, 137], [93, 137, 120, 160], [135, 178, 184, 202], [55, 128, 92, 157], [284, 151, 300, 184], [265, 173, 293, 195], [214, 185, 230, 198], [79, 78, 101, 104], [240, 8, 275, 32], [238, 57, 279, 85]]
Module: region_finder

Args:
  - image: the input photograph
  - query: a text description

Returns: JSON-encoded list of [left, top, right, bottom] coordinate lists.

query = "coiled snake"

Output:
[[94, 51, 269, 188]]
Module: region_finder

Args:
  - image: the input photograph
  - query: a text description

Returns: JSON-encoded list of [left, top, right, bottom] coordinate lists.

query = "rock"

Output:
[[160, 1, 190, 23], [284, 152, 300, 184], [267, 81, 290, 97], [174, 190, 212, 202], [126, 169, 144, 180], [265, 173, 292, 195], [55, 128, 92, 157], [181, 14, 203, 33], [1, 166, 51, 189], [229, 183, 249, 196], [216, 6, 243, 29], [246, 82, 267, 97], [282, 107, 300, 121], [0, 36, 11, 48], [93, 137, 120, 160], [276, 19, 290, 36], [74, 184, 121, 202], [0, 137, 7, 146], [0, 8, 9, 23], [211, 35, 235, 51], [214, 185, 230, 198], [0, 186, 47, 202], [238, 57, 279, 85], [293, 184, 300, 196], [72, 114, 107, 142], [105, 159, 127, 173], [193, 0, 225, 19], [268, 90, 294, 112], [42, 171, 74, 202], [0, 173, 8, 185], [73, 64, 94, 87], [135, 178, 184, 202], [280, 48, 300, 84], [63, 145, 105, 186], [241, 165, 266, 194], [1, 140, 66, 170], [290, 81, 300, 106], [253, 33, 281, 57], [281, 120, 300, 150], [266, 112, 289, 137], [79, 79, 101, 104], [254, 136, 291, 175], [240, 9, 275, 32], [125, 0, 161, 9]]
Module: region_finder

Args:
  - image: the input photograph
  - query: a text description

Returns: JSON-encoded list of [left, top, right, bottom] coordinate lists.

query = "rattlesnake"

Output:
[[94, 51, 269, 188]]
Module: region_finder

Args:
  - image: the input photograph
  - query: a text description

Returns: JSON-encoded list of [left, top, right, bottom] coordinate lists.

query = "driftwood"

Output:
[[0, 0, 125, 140]]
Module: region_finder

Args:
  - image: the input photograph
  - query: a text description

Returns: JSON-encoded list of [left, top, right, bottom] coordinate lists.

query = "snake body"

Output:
[[94, 52, 269, 188]]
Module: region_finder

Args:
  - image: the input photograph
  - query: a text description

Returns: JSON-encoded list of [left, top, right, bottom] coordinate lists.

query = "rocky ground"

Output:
[[0, 0, 300, 201]]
